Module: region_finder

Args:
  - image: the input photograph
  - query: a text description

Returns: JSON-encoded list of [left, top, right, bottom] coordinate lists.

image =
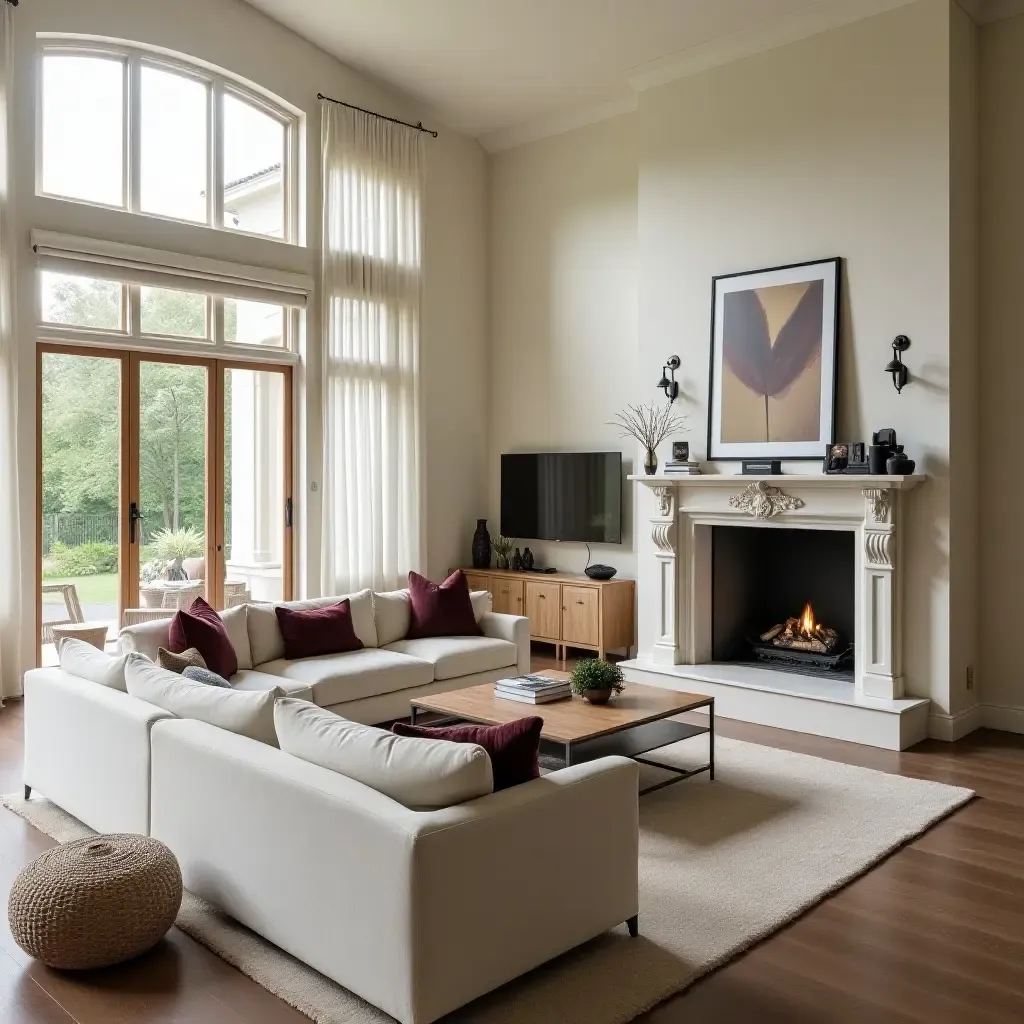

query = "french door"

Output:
[[38, 345, 292, 663]]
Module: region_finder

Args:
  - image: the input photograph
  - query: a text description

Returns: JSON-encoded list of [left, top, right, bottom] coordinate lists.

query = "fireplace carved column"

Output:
[[650, 485, 682, 664], [861, 488, 902, 699]]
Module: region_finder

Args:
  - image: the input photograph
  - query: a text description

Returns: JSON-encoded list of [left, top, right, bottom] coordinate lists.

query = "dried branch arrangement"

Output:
[[608, 403, 687, 453]]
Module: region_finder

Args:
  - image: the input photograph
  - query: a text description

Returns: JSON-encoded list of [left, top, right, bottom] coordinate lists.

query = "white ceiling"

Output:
[[244, 0, 1024, 150]]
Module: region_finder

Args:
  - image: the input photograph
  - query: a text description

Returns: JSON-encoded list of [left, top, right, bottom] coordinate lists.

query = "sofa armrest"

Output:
[[479, 611, 531, 673], [24, 668, 173, 835], [118, 617, 172, 661], [407, 756, 639, 1022]]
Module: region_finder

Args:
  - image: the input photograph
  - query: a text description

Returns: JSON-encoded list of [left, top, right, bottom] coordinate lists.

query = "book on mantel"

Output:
[[494, 674, 571, 704], [662, 460, 702, 475]]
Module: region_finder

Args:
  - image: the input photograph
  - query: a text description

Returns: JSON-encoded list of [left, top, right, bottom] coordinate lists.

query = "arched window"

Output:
[[38, 38, 302, 243]]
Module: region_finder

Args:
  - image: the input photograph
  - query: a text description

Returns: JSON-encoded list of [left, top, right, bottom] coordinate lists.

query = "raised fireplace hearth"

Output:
[[623, 475, 929, 750]]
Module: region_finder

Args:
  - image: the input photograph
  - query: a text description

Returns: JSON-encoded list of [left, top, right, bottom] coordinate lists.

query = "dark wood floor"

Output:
[[0, 653, 1021, 1022]]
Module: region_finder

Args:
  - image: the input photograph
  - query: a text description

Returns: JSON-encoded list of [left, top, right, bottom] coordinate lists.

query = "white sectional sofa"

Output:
[[118, 587, 532, 723], [21, 588, 641, 1023]]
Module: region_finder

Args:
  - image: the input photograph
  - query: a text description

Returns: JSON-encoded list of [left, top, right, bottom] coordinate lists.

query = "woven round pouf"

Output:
[[7, 835, 182, 969]]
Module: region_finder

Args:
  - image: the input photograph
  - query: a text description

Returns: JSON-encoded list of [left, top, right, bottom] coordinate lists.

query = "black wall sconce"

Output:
[[885, 336, 910, 393], [658, 355, 681, 403]]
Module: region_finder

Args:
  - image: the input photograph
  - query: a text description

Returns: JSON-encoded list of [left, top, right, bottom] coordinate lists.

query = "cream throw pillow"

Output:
[[274, 698, 493, 809], [125, 654, 279, 746], [59, 638, 128, 691], [246, 590, 377, 666]]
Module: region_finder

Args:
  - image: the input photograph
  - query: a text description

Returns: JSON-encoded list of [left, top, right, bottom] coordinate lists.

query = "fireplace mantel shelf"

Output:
[[630, 473, 924, 490]]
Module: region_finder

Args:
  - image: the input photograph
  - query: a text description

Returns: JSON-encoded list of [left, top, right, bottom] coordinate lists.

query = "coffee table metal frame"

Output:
[[409, 696, 714, 796]]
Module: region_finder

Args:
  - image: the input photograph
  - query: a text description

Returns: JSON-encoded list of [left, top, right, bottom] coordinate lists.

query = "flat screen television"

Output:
[[501, 452, 622, 544]]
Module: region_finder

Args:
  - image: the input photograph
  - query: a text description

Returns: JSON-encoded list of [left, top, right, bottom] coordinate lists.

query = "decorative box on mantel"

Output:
[[624, 474, 928, 750]]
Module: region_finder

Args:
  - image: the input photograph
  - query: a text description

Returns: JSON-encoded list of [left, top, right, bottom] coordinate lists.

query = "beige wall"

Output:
[[488, 114, 640, 580], [949, 2, 980, 719], [978, 13, 1024, 725], [10, 0, 488, 677], [489, 0, 968, 717]]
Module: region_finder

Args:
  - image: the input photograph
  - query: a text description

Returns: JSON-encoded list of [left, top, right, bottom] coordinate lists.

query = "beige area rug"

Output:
[[3, 737, 973, 1024]]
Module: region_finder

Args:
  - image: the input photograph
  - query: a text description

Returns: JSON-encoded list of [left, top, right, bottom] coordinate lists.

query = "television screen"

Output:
[[500, 452, 622, 544]]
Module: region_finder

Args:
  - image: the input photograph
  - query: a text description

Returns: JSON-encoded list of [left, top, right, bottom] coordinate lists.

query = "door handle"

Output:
[[129, 502, 144, 544], [285, 497, 293, 529]]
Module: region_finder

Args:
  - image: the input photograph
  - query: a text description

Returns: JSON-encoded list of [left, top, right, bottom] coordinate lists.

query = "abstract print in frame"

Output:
[[708, 257, 840, 460]]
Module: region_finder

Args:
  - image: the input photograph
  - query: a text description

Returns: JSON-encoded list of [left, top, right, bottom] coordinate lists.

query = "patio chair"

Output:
[[41, 583, 84, 646]]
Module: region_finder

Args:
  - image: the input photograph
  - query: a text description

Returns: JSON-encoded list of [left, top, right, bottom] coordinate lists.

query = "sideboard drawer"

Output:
[[561, 586, 598, 647], [490, 578, 524, 616]]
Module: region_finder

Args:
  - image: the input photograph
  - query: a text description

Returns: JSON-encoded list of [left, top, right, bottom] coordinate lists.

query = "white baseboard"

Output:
[[980, 703, 1024, 735], [927, 704, 982, 741]]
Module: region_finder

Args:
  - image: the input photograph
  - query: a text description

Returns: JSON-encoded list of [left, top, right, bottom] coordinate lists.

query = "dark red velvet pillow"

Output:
[[406, 570, 483, 639], [168, 597, 238, 679], [391, 716, 542, 791], [274, 600, 364, 660]]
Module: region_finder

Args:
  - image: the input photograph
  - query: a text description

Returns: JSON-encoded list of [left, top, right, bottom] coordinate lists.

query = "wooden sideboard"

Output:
[[459, 568, 635, 661]]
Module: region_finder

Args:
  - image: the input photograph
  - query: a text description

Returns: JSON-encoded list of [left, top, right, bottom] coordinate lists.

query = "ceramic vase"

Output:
[[471, 519, 491, 569]]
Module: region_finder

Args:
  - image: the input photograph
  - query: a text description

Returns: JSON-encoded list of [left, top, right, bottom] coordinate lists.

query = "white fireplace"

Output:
[[621, 474, 930, 750]]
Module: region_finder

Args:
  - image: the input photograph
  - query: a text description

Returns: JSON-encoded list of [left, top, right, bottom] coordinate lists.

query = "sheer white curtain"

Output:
[[0, 4, 22, 698], [320, 102, 425, 593]]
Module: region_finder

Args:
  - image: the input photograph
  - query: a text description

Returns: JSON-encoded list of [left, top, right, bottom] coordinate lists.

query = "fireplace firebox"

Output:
[[711, 526, 855, 679]]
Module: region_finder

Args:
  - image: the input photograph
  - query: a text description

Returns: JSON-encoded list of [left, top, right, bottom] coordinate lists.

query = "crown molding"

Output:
[[481, 93, 637, 154]]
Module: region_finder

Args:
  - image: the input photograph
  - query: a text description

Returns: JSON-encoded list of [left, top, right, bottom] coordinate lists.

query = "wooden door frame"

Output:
[[37, 345, 294, 665]]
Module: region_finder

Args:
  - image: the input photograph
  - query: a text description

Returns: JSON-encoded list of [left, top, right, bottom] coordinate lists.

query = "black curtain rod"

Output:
[[317, 93, 437, 138]]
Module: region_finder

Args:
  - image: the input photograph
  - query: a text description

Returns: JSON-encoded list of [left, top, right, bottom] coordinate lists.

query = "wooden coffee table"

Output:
[[410, 673, 714, 794]]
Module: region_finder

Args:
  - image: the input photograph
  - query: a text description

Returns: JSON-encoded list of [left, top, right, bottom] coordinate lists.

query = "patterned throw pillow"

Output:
[[182, 666, 232, 688], [157, 647, 207, 674]]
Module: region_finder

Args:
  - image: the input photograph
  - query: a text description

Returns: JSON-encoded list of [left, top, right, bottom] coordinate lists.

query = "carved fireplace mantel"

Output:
[[630, 473, 924, 701]]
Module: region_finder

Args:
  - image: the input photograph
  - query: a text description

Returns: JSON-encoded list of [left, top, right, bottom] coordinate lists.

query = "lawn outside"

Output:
[[43, 574, 118, 606]]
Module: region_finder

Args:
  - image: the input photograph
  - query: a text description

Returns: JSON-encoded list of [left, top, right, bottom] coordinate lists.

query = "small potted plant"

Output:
[[570, 658, 625, 705], [493, 535, 515, 570]]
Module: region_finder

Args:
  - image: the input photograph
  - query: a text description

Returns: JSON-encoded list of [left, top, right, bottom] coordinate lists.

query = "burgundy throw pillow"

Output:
[[274, 600, 364, 660], [406, 570, 483, 639], [168, 597, 238, 679], [392, 716, 542, 791]]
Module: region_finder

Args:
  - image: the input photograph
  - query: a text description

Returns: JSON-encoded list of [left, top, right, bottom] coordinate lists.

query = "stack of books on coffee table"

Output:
[[494, 674, 572, 704], [663, 459, 702, 475]]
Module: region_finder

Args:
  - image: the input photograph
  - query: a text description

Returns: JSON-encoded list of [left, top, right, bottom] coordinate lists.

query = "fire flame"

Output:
[[800, 603, 817, 636]]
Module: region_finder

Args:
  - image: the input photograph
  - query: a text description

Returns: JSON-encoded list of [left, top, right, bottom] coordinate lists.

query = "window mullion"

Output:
[[127, 285, 141, 337], [213, 297, 225, 346], [127, 55, 141, 213], [211, 80, 225, 230]]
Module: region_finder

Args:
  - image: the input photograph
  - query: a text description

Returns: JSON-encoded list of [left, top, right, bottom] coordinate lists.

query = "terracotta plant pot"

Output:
[[582, 689, 613, 705]]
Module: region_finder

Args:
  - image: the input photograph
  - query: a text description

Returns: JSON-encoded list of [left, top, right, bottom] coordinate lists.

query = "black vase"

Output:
[[471, 519, 491, 569], [511, 548, 524, 571], [522, 547, 535, 571]]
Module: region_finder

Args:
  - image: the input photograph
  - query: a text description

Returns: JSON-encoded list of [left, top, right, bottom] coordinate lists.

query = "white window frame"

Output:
[[36, 37, 302, 245]]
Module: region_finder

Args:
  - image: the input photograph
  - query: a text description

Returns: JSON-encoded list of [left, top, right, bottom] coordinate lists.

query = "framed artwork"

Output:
[[707, 257, 841, 460]]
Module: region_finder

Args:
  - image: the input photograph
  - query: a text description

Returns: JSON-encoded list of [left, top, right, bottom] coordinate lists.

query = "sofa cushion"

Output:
[[407, 571, 483, 640], [230, 668, 314, 702], [257, 649, 433, 707], [274, 698, 493, 810], [383, 636, 517, 681], [248, 590, 377, 665], [169, 598, 238, 678], [275, 600, 364, 660], [125, 654, 279, 746], [374, 588, 491, 646], [58, 638, 128, 691], [392, 716, 542, 791]]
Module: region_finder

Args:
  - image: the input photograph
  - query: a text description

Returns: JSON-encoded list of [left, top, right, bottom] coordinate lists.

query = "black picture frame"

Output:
[[707, 257, 841, 461]]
